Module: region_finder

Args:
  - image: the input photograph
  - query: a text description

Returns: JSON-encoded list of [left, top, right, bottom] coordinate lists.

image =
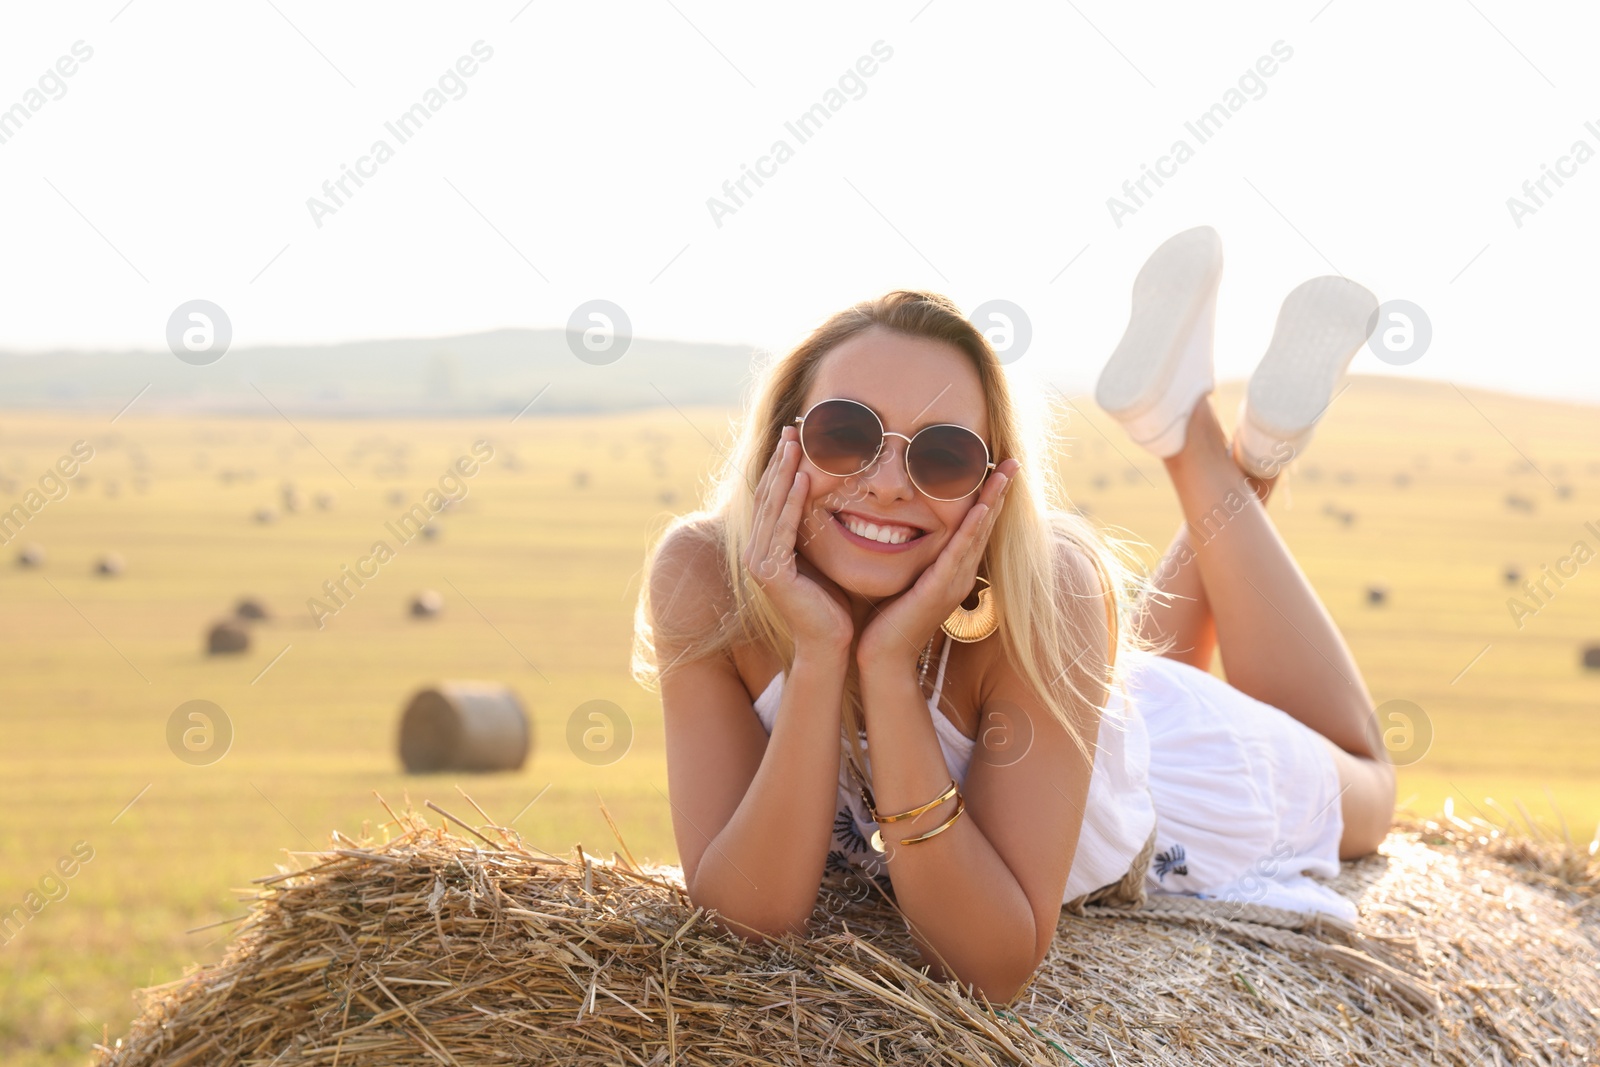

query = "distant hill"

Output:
[[0, 329, 764, 416]]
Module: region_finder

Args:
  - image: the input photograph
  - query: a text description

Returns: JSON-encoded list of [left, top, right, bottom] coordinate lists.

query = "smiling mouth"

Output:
[[831, 510, 927, 546]]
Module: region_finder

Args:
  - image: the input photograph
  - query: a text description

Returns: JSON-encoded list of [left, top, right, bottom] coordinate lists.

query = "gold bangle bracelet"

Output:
[[899, 791, 966, 845], [865, 777, 959, 824]]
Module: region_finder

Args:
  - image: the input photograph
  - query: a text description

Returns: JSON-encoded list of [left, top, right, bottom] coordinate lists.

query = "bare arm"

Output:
[[675, 644, 851, 938], [649, 458, 857, 939], [857, 541, 1108, 1003]]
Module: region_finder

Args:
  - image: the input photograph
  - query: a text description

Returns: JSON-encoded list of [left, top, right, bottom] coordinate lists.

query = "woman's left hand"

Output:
[[857, 458, 1020, 669]]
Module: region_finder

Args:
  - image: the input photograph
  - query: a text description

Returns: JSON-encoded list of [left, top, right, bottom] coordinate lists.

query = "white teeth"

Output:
[[839, 514, 917, 545]]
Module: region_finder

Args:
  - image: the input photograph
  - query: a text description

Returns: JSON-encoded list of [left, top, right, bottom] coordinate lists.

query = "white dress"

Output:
[[749, 634, 1355, 921]]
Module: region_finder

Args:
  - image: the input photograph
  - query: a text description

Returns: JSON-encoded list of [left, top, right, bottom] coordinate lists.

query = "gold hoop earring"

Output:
[[942, 576, 999, 643]]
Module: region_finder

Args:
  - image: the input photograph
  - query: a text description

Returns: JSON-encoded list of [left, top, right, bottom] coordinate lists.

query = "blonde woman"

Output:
[[631, 227, 1395, 1003]]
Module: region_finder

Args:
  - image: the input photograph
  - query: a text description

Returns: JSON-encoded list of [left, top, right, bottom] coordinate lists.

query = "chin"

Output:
[[820, 554, 917, 600]]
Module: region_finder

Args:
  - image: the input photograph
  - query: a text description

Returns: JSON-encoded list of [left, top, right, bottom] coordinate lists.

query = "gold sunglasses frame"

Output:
[[792, 397, 998, 502]]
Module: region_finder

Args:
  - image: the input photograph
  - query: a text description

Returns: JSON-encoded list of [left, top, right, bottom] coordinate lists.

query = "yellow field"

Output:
[[1, 375, 1596, 1065]]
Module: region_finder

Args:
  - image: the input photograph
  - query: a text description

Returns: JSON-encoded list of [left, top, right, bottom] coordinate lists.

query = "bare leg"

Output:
[[1136, 464, 1276, 671], [1152, 397, 1393, 857]]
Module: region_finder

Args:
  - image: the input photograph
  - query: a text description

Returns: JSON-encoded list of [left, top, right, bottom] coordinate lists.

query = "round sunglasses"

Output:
[[792, 397, 997, 501]]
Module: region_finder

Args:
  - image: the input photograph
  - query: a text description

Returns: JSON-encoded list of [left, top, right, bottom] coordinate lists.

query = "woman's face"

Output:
[[793, 326, 992, 602]]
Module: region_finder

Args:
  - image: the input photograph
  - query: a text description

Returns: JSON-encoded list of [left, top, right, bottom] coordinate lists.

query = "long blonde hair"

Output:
[[631, 289, 1154, 781]]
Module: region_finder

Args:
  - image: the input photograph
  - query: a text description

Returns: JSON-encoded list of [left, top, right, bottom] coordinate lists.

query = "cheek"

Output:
[[804, 471, 854, 519], [799, 481, 842, 544], [932, 501, 972, 533]]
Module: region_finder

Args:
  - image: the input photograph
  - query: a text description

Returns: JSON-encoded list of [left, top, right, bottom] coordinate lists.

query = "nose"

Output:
[[858, 431, 916, 502]]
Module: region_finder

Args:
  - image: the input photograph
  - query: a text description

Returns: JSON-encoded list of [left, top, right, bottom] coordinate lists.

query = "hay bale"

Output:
[[94, 808, 1600, 1066], [1505, 493, 1536, 513], [206, 619, 250, 655], [1504, 565, 1522, 585], [15, 543, 44, 568], [252, 507, 275, 525], [94, 552, 124, 577], [420, 523, 440, 541], [234, 597, 270, 622], [397, 683, 530, 773], [409, 590, 443, 618], [1366, 584, 1388, 606], [313, 490, 335, 510], [1583, 644, 1600, 670], [280, 484, 305, 513]]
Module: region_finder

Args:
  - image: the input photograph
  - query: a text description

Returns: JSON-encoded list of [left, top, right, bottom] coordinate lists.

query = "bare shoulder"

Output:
[[1049, 523, 1112, 608], [647, 517, 776, 700], [647, 517, 735, 634]]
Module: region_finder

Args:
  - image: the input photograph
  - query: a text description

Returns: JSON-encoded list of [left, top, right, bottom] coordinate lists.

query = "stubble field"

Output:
[[1, 374, 1596, 1065]]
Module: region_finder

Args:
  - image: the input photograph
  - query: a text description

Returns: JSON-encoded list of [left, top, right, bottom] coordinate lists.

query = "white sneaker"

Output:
[[1094, 225, 1225, 458], [1233, 276, 1378, 480]]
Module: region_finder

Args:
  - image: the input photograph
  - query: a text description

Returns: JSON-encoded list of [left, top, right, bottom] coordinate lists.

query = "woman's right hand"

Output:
[[742, 425, 854, 655]]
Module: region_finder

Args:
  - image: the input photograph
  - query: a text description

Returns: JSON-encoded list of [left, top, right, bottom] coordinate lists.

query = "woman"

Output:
[[630, 225, 1396, 1004]]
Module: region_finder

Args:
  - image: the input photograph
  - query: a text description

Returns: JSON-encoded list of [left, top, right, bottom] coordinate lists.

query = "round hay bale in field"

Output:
[[234, 597, 270, 622], [1504, 565, 1522, 585], [280, 484, 304, 513], [94, 552, 124, 577], [206, 619, 251, 655], [313, 490, 335, 510], [397, 683, 530, 773], [252, 507, 275, 525], [420, 523, 440, 541], [1583, 644, 1600, 670], [1366, 584, 1388, 606], [409, 589, 443, 618], [95, 810, 1600, 1066], [15, 543, 44, 568]]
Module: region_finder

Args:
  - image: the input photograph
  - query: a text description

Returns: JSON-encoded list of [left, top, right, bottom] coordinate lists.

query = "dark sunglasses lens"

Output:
[[909, 426, 989, 498], [801, 400, 881, 476]]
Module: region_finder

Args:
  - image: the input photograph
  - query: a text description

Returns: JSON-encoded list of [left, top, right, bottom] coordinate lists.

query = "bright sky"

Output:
[[2, 1, 1598, 401]]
